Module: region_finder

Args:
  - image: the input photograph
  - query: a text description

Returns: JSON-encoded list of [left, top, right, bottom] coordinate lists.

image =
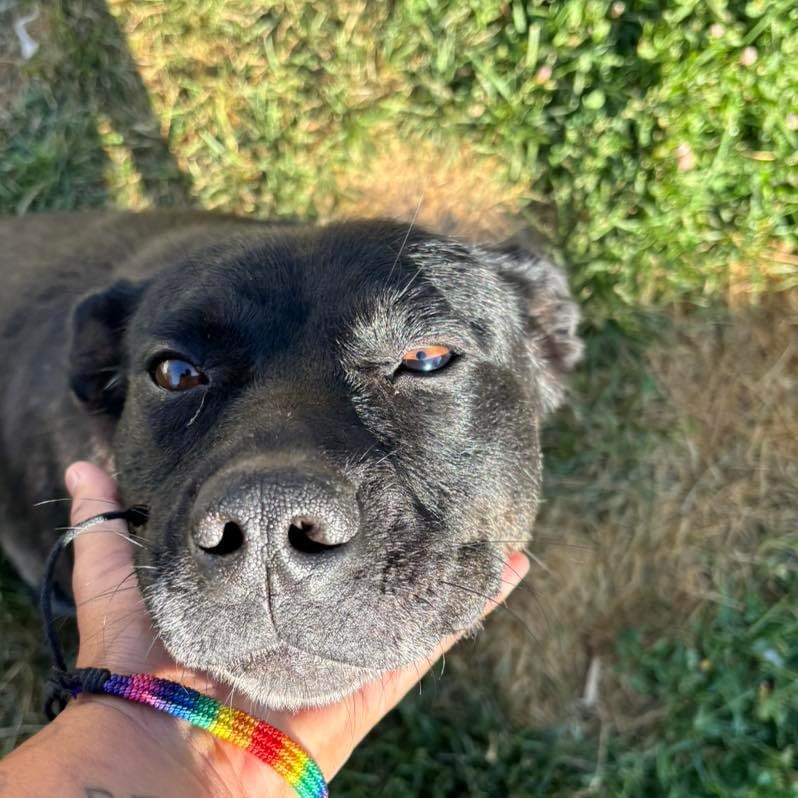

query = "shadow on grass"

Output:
[[0, 0, 191, 213], [0, 0, 188, 755]]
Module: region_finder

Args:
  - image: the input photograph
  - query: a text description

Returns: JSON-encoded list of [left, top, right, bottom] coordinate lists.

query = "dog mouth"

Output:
[[214, 642, 382, 675], [144, 574, 400, 711], [205, 648, 384, 712]]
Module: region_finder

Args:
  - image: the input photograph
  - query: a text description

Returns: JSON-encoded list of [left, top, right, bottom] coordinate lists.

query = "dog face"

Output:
[[69, 220, 581, 710]]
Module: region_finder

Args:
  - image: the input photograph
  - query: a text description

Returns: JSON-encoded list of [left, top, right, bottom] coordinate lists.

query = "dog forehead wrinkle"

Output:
[[341, 283, 477, 370], [410, 242, 522, 319]]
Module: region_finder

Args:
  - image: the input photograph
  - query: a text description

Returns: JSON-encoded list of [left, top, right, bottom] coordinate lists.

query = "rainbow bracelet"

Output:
[[47, 668, 328, 798]]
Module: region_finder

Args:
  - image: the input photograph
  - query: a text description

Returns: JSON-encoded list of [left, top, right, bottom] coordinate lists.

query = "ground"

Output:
[[1, 1, 797, 795]]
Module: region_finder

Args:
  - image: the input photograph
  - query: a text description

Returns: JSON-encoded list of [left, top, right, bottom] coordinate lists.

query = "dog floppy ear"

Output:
[[477, 241, 583, 412], [69, 279, 148, 415]]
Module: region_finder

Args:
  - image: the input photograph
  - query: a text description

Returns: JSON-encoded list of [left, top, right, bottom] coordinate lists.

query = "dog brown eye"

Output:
[[152, 359, 208, 391], [400, 345, 453, 373]]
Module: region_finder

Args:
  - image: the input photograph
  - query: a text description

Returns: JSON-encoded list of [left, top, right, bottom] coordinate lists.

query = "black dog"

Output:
[[0, 211, 581, 709]]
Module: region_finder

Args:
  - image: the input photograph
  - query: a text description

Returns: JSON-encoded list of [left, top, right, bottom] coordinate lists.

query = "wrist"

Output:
[[59, 695, 290, 798]]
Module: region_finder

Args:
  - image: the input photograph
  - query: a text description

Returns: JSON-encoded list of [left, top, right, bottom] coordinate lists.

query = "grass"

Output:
[[1, 0, 797, 794], [2, 0, 797, 312], [335, 545, 798, 797]]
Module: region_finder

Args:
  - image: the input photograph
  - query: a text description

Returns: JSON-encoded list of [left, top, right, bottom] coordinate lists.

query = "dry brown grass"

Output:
[[481, 293, 798, 725], [330, 137, 529, 242], [728, 241, 798, 306]]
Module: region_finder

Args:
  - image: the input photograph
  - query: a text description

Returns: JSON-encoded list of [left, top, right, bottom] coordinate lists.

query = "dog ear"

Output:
[[69, 280, 147, 415], [477, 241, 583, 412]]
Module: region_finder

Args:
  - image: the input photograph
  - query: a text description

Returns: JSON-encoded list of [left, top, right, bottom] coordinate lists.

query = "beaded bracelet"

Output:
[[40, 508, 329, 798]]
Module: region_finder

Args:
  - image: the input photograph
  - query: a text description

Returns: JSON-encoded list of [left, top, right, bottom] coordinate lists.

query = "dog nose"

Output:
[[190, 469, 359, 579]]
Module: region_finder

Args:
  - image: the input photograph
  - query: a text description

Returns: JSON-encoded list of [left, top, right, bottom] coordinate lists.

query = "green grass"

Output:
[[2, 0, 797, 312], [1, 0, 797, 794]]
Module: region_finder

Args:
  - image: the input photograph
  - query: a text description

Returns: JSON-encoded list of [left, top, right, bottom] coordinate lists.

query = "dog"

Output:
[[0, 210, 581, 710]]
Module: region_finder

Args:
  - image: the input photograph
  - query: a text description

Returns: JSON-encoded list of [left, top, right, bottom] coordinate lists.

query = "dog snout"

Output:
[[190, 467, 360, 582]]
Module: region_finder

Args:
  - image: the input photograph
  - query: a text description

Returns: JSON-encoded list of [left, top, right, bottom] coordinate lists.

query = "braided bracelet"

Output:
[[46, 668, 328, 798], [40, 509, 329, 798]]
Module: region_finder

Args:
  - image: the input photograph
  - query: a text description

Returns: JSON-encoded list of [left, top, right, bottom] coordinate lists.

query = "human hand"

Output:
[[67, 460, 530, 794]]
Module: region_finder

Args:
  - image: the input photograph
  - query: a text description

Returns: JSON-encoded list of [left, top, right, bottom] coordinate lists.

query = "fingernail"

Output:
[[65, 464, 82, 494], [502, 553, 530, 587]]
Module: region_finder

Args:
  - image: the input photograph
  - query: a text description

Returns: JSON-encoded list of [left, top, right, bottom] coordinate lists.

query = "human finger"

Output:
[[67, 461, 134, 612]]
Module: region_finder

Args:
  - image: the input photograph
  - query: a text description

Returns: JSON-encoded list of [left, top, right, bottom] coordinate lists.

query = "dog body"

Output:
[[0, 211, 580, 709]]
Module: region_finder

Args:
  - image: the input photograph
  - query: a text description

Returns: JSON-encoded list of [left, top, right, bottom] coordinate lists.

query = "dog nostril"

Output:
[[287, 517, 339, 555], [198, 520, 245, 556]]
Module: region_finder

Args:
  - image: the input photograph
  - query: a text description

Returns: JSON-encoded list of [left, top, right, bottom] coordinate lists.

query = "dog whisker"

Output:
[[438, 578, 540, 644], [531, 536, 598, 551], [525, 550, 552, 574], [75, 571, 139, 609], [143, 627, 164, 662], [101, 604, 150, 654], [395, 264, 425, 301], [53, 525, 150, 549], [75, 601, 147, 649], [458, 537, 596, 552], [57, 528, 146, 549], [386, 194, 423, 285], [372, 447, 399, 468], [186, 390, 207, 427], [33, 496, 123, 509]]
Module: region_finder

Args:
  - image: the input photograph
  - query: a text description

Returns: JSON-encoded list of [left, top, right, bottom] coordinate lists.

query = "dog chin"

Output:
[[203, 646, 384, 711]]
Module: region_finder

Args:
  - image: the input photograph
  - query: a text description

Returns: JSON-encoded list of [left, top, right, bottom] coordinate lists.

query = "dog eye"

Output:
[[400, 345, 453, 373], [152, 358, 208, 391]]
